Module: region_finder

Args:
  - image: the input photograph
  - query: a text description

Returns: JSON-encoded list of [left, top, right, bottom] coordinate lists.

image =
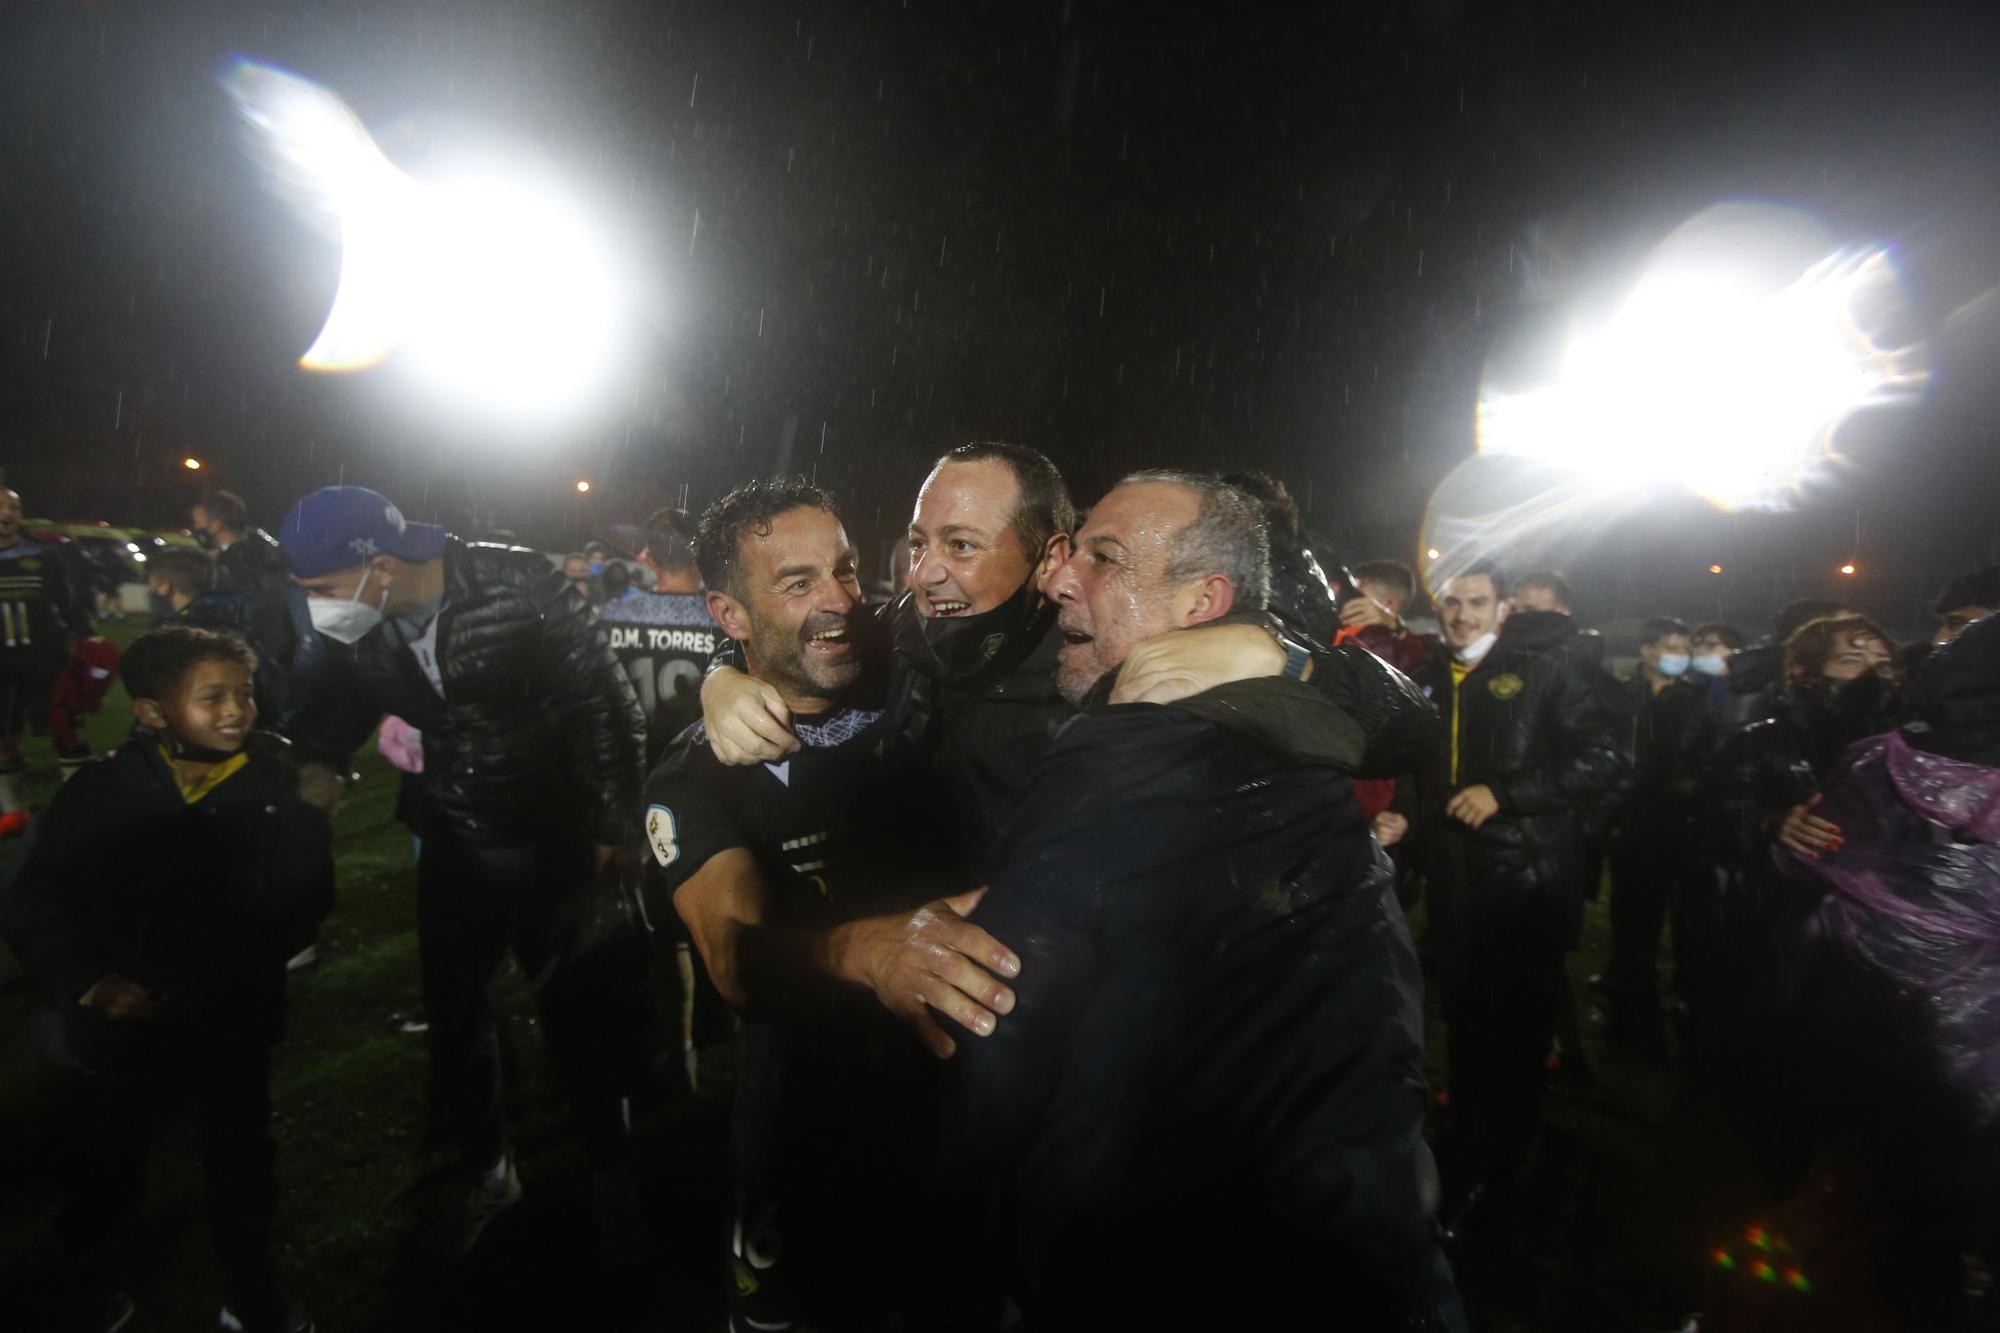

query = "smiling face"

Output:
[[1045, 481, 1212, 704], [142, 656, 256, 754], [906, 459, 1035, 618], [0, 488, 22, 546], [708, 505, 862, 708], [1437, 572, 1508, 652]]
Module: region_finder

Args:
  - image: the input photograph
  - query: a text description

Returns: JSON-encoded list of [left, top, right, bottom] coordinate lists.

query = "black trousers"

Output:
[[1434, 851, 1573, 1179], [415, 826, 648, 1172], [1606, 828, 1690, 1030], [61, 1014, 283, 1321]]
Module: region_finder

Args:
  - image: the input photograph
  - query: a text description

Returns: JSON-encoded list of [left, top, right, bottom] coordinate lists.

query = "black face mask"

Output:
[[192, 528, 216, 551], [895, 577, 1053, 685]]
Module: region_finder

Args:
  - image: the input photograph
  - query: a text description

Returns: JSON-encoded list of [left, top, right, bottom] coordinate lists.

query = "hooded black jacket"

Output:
[[952, 680, 1465, 1330], [289, 539, 646, 847], [0, 731, 333, 1044], [1414, 609, 1632, 897]]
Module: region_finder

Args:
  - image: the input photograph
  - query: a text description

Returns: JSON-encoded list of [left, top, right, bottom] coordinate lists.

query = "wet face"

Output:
[[709, 506, 862, 705], [142, 657, 256, 754], [1045, 482, 1206, 705], [1437, 573, 1508, 651], [1822, 631, 1892, 683], [907, 460, 1035, 618], [1937, 604, 1995, 646], [0, 489, 22, 545], [1356, 576, 1408, 618]]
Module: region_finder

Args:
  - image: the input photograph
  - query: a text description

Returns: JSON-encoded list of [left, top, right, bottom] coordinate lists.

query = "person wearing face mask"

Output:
[[277, 486, 652, 1268], [1411, 561, 1631, 1237], [1601, 617, 1715, 1054]]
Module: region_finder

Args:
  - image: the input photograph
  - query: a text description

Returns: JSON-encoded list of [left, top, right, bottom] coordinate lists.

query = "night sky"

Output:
[[3, 0, 1998, 634]]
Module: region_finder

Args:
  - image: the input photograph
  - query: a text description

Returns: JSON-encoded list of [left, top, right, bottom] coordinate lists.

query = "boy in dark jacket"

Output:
[[0, 625, 332, 1333]]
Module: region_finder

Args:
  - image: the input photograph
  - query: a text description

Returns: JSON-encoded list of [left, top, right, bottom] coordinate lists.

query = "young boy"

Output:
[[0, 626, 333, 1333]]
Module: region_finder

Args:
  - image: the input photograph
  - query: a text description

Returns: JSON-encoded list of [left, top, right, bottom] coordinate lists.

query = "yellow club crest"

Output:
[[1488, 672, 1525, 701]]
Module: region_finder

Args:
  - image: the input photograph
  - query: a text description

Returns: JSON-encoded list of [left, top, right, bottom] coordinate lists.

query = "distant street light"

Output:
[[1426, 547, 1442, 561], [1709, 563, 1724, 574], [1839, 562, 1857, 576], [182, 457, 203, 471], [575, 480, 591, 494]]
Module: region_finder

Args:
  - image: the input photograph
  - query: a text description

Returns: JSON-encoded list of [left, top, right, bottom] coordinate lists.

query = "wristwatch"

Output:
[[1278, 631, 1313, 681]]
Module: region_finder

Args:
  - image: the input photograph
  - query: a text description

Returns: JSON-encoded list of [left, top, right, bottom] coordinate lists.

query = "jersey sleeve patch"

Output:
[[646, 804, 680, 868]]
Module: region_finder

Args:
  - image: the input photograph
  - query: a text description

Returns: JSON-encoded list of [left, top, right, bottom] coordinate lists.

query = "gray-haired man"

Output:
[[949, 470, 1466, 1329]]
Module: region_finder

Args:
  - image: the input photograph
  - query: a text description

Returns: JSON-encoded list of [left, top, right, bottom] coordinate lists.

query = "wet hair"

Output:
[[1352, 559, 1417, 600], [1693, 621, 1746, 650], [1639, 616, 1690, 648], [1436, 558, 1509, 603], [147, 548, 216, 601], [121, 625, 257, 703], [1118, 469, 1270, 610], [1776, 597, 1846, 641], [1219, 471, 1302, 551], [643, 507, 699, 578], [601, 562, 631, 598], [1785, 613, 1896, 684], [936, 441, 1076, 565], [1933, 566, 2000, 617], [1514, 569, 1573, 611], [695, 477, 843, 598], [199, 490, 249, 532]]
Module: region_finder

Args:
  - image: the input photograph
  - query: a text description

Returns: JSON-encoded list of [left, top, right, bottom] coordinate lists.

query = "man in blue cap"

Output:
[[278, 486, 651, 1265]]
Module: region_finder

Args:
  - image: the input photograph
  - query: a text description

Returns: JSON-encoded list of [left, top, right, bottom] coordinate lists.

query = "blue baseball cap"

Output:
[[280, 486, 449, 578]]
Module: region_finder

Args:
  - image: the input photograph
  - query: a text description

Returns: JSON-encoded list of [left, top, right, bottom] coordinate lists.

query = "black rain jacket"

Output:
[[289, 539, 646, 847], [0, 731, 333, 1045], [952, 679, 1466, 1330], [1414, 609, 1633, 898]]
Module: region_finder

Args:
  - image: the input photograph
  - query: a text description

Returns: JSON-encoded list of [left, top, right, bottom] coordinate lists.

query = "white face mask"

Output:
[[309, 569, 387, 645], [1655, 652, 1691, 678], [1691, 652, 1729, 677], [1453, 631, 1498, 665]]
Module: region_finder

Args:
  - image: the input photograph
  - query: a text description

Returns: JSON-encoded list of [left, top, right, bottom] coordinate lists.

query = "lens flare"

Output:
[[1476, 203, 1926, 512], [220, 58, 624, 419]]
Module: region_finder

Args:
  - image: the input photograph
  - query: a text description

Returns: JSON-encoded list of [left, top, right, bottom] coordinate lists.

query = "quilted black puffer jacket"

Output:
[[288, 539, 645, 847]]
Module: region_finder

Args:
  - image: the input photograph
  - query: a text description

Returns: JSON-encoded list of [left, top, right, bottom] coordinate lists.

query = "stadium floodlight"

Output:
[[1476, 203, 1926, 511], [221, 59, 623, 420]]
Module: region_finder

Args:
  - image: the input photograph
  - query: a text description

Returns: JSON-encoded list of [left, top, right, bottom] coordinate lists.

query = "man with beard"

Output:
[[949, 470, 1465, 1329], [1414, 562, 1630, 1233], [702, 444, 1438, 880], [645, 477, 984, 1332], [0, 487, 94, 833]]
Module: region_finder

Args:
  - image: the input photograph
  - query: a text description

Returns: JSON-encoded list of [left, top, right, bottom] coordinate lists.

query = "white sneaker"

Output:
[[420, 1159, 522, 1263], [284, 945, 319, 972]]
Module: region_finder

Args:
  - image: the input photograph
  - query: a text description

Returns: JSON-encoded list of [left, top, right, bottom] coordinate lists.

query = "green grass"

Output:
[[0, 623, 1682, 1330]]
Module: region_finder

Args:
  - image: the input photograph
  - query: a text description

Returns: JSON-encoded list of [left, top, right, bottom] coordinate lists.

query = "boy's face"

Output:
[[139, 657, 256, 754]]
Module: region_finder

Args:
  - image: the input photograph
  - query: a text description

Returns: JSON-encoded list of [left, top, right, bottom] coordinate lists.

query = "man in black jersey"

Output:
[[647, 478, 990, 1332], [0, 487, 93, 834]]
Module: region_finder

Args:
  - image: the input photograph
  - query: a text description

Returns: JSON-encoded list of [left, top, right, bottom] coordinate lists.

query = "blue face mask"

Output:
[[1655, 652, 1691, 678], [1691, 652, 1728, 677], [588, 560, 604, 577]]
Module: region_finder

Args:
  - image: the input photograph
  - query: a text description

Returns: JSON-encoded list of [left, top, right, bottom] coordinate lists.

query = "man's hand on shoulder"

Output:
[[824, 887, 1021, 1059], [702, 667, 799, 765], [1110, 622, 1288, 706]]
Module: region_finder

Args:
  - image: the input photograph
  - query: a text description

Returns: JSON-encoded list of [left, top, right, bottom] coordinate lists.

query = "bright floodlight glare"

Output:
[[221, 60, 624, 418], [1477, 205, 1926, 511]]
